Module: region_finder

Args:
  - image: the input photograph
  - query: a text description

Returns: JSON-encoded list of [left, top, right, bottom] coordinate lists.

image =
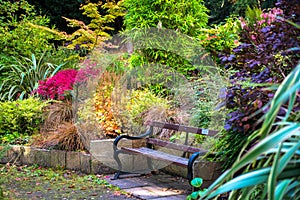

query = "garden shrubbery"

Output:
[[0, 2, 299, 196], [219, 1, 300, 167], [0, 97, 48, 144]]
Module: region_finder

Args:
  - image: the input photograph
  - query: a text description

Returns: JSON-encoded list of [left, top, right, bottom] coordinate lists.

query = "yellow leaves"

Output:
[[60, 0, 125, 52], [26, 22, 66, 40], [92, 71, 122, 137]]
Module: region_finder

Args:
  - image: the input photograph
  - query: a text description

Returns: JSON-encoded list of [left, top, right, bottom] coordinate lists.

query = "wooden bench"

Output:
[[112, 121, 219, 185]]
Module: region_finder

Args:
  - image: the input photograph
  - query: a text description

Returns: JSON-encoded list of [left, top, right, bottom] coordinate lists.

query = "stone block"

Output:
[[90, 140, 114, 161], [34, 149, 51, 167], [91, 158, 116, 175], [90, 139, 119, 171], [193, 160, 224, 188], [22, 146, 35, 165], [80, 153, 91, 174], [193, 160, 223, 180], [66, 151, 81, 170], [50, 150, 66, 168], [161, 163, 187, 178], [90, 139, 150, 174], [5, 145, 23, 165], [0, 145, 10, 164]]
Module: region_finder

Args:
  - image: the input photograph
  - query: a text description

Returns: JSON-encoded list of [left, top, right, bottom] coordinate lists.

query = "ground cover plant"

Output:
[[0, 164, 133, 199]]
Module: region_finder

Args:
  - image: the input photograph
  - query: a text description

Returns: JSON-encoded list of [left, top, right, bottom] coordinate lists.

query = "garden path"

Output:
[[105, 172, 191, 200]]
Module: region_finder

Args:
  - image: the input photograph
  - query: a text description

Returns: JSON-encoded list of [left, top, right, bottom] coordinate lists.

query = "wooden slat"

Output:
[[121, 147, 189, 167], [150, 121, 218, 136], [146, 138, 208, 154]]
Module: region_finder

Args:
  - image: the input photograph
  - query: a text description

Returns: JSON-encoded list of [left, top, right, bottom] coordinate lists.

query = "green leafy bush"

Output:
[[0, 98, 48, 144], [0, 0, 80, 71], [198, 16, 241, 57], [120, 89, 170, 133], [0, 0, 60, 61], [122, 0, 208, 36], [122, 0, 209, 79]]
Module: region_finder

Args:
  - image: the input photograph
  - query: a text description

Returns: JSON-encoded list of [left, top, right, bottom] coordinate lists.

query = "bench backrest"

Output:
[[149, 121, 218, 137], [147, 121, 219, 155]]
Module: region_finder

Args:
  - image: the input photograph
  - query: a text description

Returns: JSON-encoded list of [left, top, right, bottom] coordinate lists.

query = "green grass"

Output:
[[0, 164, 131, 199]]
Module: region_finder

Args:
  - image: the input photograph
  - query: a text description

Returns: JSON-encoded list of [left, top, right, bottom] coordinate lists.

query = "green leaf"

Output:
[[190, 191, 199, 199], [275, 179, 293, 200], [191, 178, 203, 187], [268, 143, 282, 200], [206, 166, 300, 199]]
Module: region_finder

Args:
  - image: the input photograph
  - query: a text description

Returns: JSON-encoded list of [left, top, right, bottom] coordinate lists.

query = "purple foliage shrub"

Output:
[[218, 0, 300, 167], [221, 0, 300, 133]]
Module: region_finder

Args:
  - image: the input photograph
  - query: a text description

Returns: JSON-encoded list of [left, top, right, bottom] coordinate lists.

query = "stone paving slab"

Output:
[[125, 186, 181, 199], [105, 172, 191, 200], [150, 194, 189, 200], [108, 177, 150, 189]]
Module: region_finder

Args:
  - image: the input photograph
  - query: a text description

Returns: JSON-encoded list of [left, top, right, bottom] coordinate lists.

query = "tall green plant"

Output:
[[122, 0, 209, 83], [192, 63, 300, 200], [123, 0, 208, 36], [0, 54, 63, 101]]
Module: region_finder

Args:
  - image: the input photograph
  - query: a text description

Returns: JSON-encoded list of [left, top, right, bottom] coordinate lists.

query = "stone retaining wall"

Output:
[[1, 141, 223, 188], [0, 145, 115, 175]]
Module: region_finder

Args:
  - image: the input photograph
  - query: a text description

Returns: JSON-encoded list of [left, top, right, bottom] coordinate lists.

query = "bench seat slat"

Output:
[[147, 138, 208, 154], [121, 147, 189, 167]]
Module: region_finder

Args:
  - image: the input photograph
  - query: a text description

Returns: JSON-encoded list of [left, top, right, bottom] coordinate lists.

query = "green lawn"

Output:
[[0, 164, 134, 200]]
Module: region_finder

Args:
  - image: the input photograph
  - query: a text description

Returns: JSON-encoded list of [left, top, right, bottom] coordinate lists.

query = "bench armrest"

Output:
[[113, 126, 153, 147]]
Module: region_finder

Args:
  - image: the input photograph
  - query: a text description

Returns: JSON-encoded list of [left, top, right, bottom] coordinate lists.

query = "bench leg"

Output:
[[187, 152, 201, 189], [147, 157, 154, 171], [112, 147, 124, 180], [112, 171, 121, 180], [112, 149, 145, 180]]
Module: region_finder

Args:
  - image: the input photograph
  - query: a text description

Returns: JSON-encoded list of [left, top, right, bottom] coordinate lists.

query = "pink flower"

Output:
[[37, 69, 78, 100], [240, 18, 246, 29], [261, 13, 268, 19], [258, 19, 265, 26]]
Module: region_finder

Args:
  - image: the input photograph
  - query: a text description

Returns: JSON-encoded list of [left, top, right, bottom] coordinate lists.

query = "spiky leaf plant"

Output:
[[196, 63, 300, 200]]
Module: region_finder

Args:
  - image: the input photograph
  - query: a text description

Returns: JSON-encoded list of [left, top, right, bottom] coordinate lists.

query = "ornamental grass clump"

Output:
[[0, 54, 62, 101], [35, 122, 85, 151]]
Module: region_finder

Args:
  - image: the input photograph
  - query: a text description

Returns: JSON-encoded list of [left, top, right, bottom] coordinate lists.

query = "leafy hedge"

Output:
[[0, 0, 60, 61], [0, 98, 48, 144]]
